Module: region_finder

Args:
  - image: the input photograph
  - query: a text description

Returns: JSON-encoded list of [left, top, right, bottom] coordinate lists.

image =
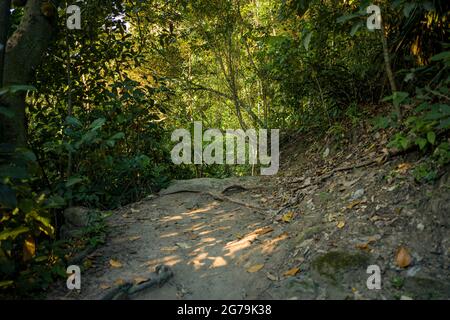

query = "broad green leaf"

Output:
[[65, 116, 83, 128], [65, 176, 84, 188], [393, 91, 409, 108], [303, 32, 312, 51], [431, 51, 450, 62], [0, 85, 36, 96], [0, 280, 14, 289], [350, 21, 363, 36], [427, 131, 436, 145], [109, 132, 125, 140], [89, 118, 106, 130], [0, 226, 29, 241], [44, 195, 66, 208], [400, 138, 409, 150], [438, 117, 450, 129], [415, 138, 427, 150], [26, 211, 55, 236]]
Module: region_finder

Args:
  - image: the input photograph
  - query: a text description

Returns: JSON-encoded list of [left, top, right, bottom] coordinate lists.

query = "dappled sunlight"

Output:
[[160, 215, 184, 223], [160, 231, 179, 238], [143, 254, 182, 268], [223, 238, 253, 258], [186, 223, 207, 232], [181, 205, 216, 215], [198, 225, 231, 236], [188, 252, 209, 270], [260, 232, 289, 254], [209, 256, 228, 268], [200, 237, 217, 243]]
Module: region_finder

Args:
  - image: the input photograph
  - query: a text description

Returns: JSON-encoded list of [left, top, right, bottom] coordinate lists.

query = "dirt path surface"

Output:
[[56, 177, 291, 299], [50, 148, 450, 300]]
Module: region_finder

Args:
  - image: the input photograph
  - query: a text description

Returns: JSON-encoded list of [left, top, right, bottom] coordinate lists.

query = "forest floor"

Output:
[[49, 123, 450, 300]]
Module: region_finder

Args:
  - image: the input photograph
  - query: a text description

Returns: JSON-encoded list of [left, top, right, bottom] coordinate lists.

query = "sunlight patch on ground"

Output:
[[160, 231, 179, 238], [209, 256, 227, 268]]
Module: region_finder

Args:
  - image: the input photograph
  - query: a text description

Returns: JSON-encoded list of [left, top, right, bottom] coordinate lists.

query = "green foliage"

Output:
[[391, 276, 405, 289], [0, 145, 67, 297], [387, 49, 450, 159], [1, 0, 449, 299], [413, 161, 438, 183]]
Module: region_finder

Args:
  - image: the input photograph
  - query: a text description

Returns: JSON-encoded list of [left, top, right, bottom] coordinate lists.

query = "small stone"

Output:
[[400, 295, 413, 300], [417, 223, 424, 231], [351, 189, 365, 200], [406, 265, 421, 277]]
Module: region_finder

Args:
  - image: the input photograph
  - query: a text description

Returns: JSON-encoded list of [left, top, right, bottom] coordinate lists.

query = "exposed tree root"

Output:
[[100, 265, 174, 300], [160, 189, 265, 211]]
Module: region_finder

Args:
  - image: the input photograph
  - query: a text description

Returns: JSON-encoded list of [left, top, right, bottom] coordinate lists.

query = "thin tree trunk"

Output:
[[0, 0, 11, 87], [1, 0, 59, 146], [380, 17, 401, 120]]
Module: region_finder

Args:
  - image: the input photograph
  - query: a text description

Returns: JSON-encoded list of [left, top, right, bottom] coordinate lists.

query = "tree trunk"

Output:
[[1, 0, 59, 146], [0, 0, 11, 87], [380, 16, 401, 120]]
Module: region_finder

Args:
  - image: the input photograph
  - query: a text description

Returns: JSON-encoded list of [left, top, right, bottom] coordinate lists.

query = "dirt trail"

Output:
[[58, 177, 290, 300], [51, 153, 450, 300]]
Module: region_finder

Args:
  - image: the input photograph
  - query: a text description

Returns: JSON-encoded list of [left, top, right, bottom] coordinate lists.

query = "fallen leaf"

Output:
[[356, 243, 369, 250], [109, 259, 123, 268], [129, 236, 141, 241], [134, 277, 149, 285], [283, 267, 300, 277], [114, 278, 126, 286], [100, 284, 111, 290], [337, 221, 346, 229], [396, 163, 412, 174], [395, 246, 412, 268], [282, 211, 294, 223], [247, 264, 264, 273], [347, 200, 361, 210], [266, 272, 278, 281]]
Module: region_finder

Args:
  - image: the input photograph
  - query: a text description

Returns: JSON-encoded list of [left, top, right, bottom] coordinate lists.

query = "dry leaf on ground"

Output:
[[347, 200, 361, 210], [395, 246, 412, 268], [282, 212, 294, 223], [247, 264, 264, 273], [109, 259, 123, 268], [266, 272, 278, 281], [283, 267, 300, 277], [337, 221, 345, 229]]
